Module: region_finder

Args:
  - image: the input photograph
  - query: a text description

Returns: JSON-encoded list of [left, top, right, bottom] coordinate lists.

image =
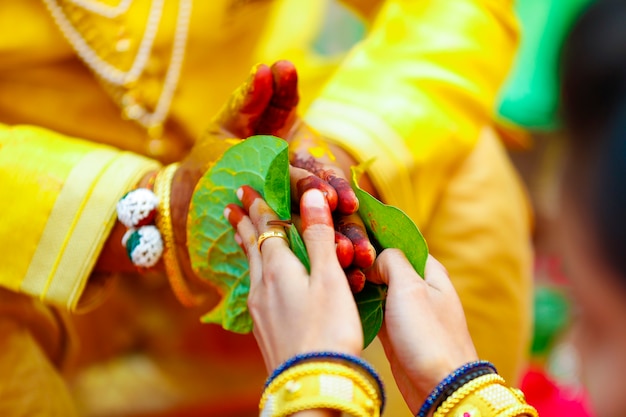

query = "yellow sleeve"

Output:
[[305, 0, 519, 226], [305, 0, 530, 390], [0, 124, 160, 311], [422, 128, 532, 383]]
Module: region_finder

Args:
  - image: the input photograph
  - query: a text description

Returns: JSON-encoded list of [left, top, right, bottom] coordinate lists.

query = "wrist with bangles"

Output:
[[116, 163, 206, 307], [417, 360, 538, 417], [260, 351, 385, 417]]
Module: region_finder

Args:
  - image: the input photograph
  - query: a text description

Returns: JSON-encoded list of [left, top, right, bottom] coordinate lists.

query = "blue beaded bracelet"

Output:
[[416, 360, 497, 417], [265, 351, 386, 412]]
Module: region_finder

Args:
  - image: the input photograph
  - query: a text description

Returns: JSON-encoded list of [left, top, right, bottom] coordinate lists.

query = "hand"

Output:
[[224, 186, 363, 371], [282, 99, 378, 274], [208, 59, 376, 277], [366, 250, 478, 414], [164, 62, 300, 304], [288, 131, 376, 272]]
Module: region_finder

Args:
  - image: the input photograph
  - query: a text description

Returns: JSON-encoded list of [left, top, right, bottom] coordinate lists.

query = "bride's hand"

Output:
[[367, 252, 478, 413], [224, 186, 363, 371]]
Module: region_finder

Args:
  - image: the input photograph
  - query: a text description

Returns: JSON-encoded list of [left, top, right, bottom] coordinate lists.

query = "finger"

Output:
[[295, 214, 352, 269], [423, 255, 456, 293], [326, 175, 359, 214], [224, 203, 248, 252], [238, 184, 263, 213], [345, 267, 366, 293], [291, 154, 359, 215], [336, 214, 376, 269], [365, 248, 420, 287], [335, 231, 355, 269], [210, 63, 274, 138], [237, 186, 290, 255], [224, 204, 263, 286], [299, 189, 339, 272], [256, 60, 299, 137], [290, 165, 338, 212]]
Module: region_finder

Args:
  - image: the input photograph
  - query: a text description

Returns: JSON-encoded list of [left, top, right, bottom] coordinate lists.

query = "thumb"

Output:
[[365, 248, 417, 286], [208, 63, 274, 139]]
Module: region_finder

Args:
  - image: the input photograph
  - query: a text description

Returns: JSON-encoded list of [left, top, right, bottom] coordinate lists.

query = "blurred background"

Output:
[[305, 0, 597, 415]]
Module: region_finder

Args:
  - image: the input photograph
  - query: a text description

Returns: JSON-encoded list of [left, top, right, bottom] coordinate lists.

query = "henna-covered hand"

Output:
[[167, 62, 300, 305], [170, 60, 377, 301]]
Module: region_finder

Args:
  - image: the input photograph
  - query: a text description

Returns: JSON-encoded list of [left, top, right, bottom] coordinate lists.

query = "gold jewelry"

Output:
[[434, 374, 505, 416], [154, 163, 204, 307], [500, 404, 539, 417], [260, 362, 381, 417], [434, 374, 538, 417], [257, 230, 289, 251]]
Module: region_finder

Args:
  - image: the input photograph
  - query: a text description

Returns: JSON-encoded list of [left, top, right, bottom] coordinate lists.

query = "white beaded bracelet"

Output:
[[116, 188, 163, 268], [123, 226, 164, 268], [116, 188, 159, 228]]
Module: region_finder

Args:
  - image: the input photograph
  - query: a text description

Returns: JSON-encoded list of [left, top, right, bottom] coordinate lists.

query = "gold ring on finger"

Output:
[[257, 230, 289, 251]]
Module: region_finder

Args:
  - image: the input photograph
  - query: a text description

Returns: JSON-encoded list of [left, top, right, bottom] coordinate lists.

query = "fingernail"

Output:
[[301, 189, 331, 230], [236, 187, 244, 201], [225, 203, 246, 228], [303, 188, 326, 208], [239, 185, 262, 211]]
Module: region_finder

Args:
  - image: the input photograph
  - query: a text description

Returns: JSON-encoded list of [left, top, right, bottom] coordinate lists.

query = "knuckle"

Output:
[[302, 223, 334, 242]]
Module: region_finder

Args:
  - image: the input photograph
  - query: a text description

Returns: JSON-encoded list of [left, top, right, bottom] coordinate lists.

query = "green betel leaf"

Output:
[[287, 224, 310, 273], [187, 135, 290, 333], [356, 282, 388, 347], [351, 165, 429, 346]]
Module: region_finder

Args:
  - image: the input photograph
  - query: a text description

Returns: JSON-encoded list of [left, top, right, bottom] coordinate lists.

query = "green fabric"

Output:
[[531, 286, 570, 357], [497, 0, 594, 131]]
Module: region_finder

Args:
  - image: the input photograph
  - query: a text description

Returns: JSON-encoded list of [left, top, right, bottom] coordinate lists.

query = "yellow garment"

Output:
[[304, 0, 531, 412], [0, 125, 159, 310], [0, 0, 531, 416]]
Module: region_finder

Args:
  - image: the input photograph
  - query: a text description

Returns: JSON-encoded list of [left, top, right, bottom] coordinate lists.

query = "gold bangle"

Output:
[[260, 362, 380, 410], [154, 163, 204, 307], [260, 362, 381, 417], [500, 404, 539, 417], [434, 374, 505, 417], [435, 375, 538, 417]]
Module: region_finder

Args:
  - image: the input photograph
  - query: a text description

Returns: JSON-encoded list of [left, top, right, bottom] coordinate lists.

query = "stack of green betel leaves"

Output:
[[187, 136, 428, 347]]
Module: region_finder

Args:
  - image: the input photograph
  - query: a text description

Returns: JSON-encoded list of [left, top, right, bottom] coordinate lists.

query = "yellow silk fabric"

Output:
[[303, 0, 531, 410], [0, 124, 159, 310], [0, 0, 531, 416], [306, 0, 519, 226]]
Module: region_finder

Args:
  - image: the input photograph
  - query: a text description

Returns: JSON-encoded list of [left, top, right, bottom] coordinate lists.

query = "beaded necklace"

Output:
[[65, 0, 135, 19], [41, 0, 192, 140]]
